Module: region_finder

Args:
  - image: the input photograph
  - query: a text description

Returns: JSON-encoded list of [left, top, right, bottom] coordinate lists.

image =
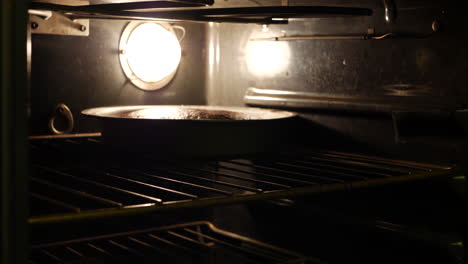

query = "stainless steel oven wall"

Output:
[[30, 20, 207, 134], [205, 1, 468, 163], [206, 2, 468, 106]]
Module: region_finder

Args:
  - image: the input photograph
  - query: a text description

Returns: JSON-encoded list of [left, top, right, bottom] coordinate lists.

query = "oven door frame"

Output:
[[1, 0, 29, 263]]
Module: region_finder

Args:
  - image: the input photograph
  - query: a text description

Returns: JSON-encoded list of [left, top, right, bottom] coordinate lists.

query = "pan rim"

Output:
[[81, 105, 298, 122]]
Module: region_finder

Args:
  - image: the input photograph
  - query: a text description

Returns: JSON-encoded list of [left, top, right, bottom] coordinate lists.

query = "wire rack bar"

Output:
[[28, 137, 457, 225], [30, 221, 317, 264]]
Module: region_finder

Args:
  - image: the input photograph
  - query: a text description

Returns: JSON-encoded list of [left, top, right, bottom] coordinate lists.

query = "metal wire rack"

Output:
[[29, 221, 317, 264], [29, 2, 372, 24], [29, 135, 456, 225]]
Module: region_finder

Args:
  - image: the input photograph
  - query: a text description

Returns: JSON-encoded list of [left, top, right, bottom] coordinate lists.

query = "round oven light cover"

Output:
[[119, 22, 182, 91]]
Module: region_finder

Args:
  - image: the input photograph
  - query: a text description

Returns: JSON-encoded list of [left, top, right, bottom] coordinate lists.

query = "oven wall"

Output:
[[205, 1, 468, 163], [30, 20, 207, 134], [206, 1, 468, 106]]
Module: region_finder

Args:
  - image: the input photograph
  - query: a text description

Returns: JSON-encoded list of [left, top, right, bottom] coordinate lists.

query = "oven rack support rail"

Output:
[[29, 2, 372, 24], [28, 136, 459, 225], [30, 221, 320, 264]]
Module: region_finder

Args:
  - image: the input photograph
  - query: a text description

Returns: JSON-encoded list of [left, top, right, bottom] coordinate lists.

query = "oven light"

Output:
[[119, 22, 182, 91], [245, 40, 290, 76], [126, 23, 180, 82]]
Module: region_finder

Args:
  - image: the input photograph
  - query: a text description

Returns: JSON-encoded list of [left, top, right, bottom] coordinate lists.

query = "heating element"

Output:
[[30, 221, 318, 264], [29, 135, 457, 225]]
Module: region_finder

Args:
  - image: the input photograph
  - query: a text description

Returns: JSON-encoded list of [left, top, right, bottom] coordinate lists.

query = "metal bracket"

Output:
[[29, 10, 89, 36], [29, 0, 89, 36], [28, 9, 53, 20]]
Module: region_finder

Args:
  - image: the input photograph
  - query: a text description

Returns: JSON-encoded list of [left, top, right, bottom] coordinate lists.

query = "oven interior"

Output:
[[2, 0, 468, 263]]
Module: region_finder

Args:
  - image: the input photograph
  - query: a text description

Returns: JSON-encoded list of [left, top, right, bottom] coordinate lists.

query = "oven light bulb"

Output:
[[125, 23, 181, 83]]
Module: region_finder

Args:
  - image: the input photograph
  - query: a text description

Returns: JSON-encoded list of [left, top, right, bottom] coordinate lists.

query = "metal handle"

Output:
[[48, 104, 74, 134]]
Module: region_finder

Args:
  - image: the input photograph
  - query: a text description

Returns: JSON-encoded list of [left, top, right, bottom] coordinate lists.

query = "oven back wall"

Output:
[[206, 3, 468, 107], [204, 1, 468, 163], [30, 20, 206, 134]]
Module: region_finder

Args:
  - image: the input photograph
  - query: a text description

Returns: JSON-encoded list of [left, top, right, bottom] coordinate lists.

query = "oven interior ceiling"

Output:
[[18, 0, 468, 263]]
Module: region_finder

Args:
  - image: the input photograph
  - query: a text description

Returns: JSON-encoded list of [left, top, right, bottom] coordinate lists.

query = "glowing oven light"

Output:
[[126, 23, 181, 82], [120, 22, 182, 90], [245, 40, 290, 77]]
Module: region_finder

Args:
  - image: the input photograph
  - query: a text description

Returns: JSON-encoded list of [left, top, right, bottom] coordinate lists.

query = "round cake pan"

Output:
[[82, 105, 299, 157]]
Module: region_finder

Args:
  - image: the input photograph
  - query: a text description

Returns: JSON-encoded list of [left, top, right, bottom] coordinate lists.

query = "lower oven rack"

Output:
[[29, 135, 457, 225], [30, 221, 318, 264]]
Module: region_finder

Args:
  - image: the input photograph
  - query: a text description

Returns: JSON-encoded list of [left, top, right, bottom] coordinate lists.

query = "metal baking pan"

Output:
[[81, 105, 298, 157]]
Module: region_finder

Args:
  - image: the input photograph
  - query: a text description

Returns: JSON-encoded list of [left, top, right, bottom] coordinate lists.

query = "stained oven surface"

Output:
[[1, 0, 467, 263]]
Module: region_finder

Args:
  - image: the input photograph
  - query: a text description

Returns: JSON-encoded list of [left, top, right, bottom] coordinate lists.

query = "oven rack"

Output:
[[29, 2, 372, 24], [30, 221, 318, 264], [29, 136, 457, 225]]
